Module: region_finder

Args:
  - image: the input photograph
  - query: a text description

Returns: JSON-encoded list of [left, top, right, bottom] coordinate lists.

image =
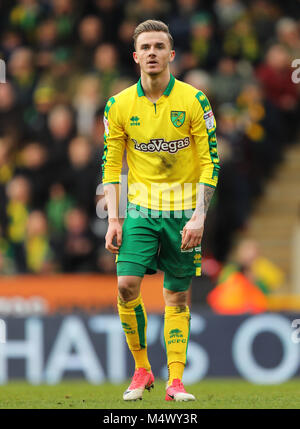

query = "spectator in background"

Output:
[[189, 13, 220, 71], [93, 43, 120, 100], [24, 210, 56, 274], [0, 138, 15, 190], [25, 84, 57, 141], [91, 106, 105, 151], [117, 20, 139, 76], [275, 17, 300, 59], [0, 82, 24, 142], [183, 69, 212, 97], [61, 207, 97, 272], [248, 0, 280, 46], [168, 0, 202, 52], [223, 16, 260, 63], [217, 238, 285, 293], [256, 44, 297, 109], [236, 81, 283, 178], [8, 47, 38, 109], [5, 175, 31, 272], [62, 135, 99, 215], [92, 0, 124, 43], [0, 250, 16, 275], [72, 75, 103, 137], [125, 0, 169, 25], [216, 103, 250, 231], [15, 142, 52, 209], [9, 0, 45, 44], [256, 43, 299, 141], [211, 57, 247, 105], [0, 138, 16, 234], [0, 29, 23, 62], [34, 19, 58, 72], [75, 15, 104, 72], [46, 104, 76, 173], [211, 103, 245, 261], [49, 0, 78, 45], [45, 182, 74, 241], [0, 224, 16, 274], [39, 47, 80, 104], [213, 0, 246, 31]]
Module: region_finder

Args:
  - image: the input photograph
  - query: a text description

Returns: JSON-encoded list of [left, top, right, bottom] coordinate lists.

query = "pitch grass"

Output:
[[0, 379, 300, 409]]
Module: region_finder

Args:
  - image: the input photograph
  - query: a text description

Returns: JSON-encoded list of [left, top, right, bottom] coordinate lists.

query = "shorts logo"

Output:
[[171, 111, 186, 128], [133, 137, 190, 154], [194, 254, 201, 264]]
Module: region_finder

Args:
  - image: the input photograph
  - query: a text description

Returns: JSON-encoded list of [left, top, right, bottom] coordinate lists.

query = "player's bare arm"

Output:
[[104, 183, 122, 254], [181, 184, 215, 250]]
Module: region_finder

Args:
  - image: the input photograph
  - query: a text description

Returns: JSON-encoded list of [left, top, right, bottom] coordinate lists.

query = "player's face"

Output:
[[133, 31, 175, 76]]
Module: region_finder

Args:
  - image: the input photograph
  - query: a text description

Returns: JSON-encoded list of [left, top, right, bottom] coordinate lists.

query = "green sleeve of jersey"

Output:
[[102, 97, 126, 184], [191, 91, 220, 187]]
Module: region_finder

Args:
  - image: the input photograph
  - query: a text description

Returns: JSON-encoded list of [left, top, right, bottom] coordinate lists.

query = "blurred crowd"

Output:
[[0, 0, 299, 276]]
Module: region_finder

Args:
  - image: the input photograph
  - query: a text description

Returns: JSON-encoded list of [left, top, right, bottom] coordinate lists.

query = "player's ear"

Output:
[[169, 50, 175, 63], [133, 51, 139, 64]]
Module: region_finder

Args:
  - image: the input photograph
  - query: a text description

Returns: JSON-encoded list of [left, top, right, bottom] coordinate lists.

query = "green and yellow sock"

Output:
[[164, 305, 191, 385], [118, 294, 151, 372], [168, 362, 185, 384]]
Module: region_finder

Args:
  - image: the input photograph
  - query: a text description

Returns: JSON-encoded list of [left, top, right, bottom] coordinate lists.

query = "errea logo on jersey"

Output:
[[133, 137, 190, 154], [130, 116, 140, 126]]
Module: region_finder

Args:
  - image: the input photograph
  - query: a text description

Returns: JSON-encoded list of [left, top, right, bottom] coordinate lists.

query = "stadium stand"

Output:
[[0, 0, 299, 293]]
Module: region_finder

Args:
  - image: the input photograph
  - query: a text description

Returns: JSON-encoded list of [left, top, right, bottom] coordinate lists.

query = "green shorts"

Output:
[[116, 203, 202, 281]]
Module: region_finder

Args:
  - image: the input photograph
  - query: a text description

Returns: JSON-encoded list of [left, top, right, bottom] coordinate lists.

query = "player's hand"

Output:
[[105, 219, 123, 254], [181, 215, 204, 251]]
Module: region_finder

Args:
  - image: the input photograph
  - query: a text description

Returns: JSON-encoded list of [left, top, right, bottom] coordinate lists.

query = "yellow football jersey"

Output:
[[102, 74, 220, 211]]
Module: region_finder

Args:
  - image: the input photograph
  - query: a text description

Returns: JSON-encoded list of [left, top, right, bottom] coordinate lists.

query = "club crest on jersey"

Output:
[[170, 111, 186, 128]]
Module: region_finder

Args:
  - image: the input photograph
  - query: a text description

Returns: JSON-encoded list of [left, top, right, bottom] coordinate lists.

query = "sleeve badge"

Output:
[[203, 110, 215, 130]]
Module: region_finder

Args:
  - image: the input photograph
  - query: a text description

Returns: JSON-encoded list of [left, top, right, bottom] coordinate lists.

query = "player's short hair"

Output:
[[133, 20, 174, 50]]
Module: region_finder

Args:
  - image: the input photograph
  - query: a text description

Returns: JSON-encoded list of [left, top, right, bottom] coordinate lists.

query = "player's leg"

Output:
[[117, 268, 151, 373], [158, 214, 199, 401], [117, 267, 154, 401], [162, 274, 195, 402], [163, 286, 189, 384], [116, 205, 159, 400]]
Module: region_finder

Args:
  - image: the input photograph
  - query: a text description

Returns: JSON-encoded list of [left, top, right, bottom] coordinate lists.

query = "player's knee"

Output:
[[118, 277, 140, 302], [163, 289, 188, 306]]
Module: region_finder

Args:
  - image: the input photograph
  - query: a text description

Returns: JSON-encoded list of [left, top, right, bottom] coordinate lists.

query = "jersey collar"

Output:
[[137, 74, 175, 97]]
